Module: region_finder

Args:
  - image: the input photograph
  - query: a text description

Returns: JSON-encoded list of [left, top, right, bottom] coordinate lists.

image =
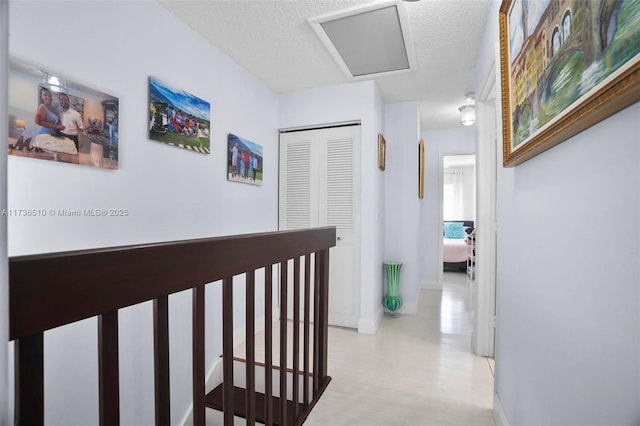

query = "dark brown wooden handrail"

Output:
[[10, 227, 335, 340], [9, 226, 336, 426]]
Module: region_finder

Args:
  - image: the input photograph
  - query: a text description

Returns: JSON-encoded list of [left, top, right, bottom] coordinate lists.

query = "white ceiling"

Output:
[[158, 0, 493, 130]]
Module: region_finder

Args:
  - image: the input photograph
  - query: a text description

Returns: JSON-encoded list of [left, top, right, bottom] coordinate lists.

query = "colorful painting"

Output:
[[148, 76, 210, 154], [8, 58, 119, 169], [227, 133, 263, 186], [499, 0, 640, 166]]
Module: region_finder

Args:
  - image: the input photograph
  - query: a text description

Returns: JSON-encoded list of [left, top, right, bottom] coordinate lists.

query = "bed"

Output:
[[443, 220, 474, 271]]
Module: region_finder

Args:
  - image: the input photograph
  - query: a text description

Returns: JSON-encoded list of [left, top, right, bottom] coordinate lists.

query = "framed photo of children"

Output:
[[8, 58, 119, 170], [227, 133, 263, 186], [499, 0, 640, 167], [148, 76, 211, 154]]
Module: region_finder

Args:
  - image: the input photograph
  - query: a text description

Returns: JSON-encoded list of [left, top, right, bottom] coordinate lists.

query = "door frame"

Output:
[[472, 44, 499, 358], [1, 2, 10, 423]]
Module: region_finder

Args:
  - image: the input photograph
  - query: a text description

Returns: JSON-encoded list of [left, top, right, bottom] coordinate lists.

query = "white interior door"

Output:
[[279, 125, 361, 328]]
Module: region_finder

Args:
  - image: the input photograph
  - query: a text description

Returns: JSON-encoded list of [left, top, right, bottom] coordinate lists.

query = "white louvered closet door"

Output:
[[279, 125, 361, 329]]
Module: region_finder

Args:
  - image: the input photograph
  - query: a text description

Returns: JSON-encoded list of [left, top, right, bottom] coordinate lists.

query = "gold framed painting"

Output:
[[378, 133, 386, 170], [418, 138, 424, 199], [499, 0, 640, 167]]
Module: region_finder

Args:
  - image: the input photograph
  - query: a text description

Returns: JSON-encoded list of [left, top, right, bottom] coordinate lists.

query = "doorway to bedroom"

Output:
[[440, 154, 476, 279]]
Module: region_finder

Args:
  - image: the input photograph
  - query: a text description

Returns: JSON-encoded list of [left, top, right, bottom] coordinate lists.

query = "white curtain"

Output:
[[443, 171, 464, 220]]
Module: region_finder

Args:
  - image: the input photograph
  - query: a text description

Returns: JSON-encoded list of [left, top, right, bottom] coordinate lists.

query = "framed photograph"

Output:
[[8, 58, 119, 169], [148, 76, 210, 154], [499, 0, 640, 167], [227, 133, 263, 186], [418, 138, 424, 199], [378, 133, 386, 170]]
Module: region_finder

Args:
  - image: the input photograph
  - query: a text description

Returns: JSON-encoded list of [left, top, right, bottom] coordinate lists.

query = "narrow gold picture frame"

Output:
[[378, 133, 386, 171], [418, 138, 424, 199]]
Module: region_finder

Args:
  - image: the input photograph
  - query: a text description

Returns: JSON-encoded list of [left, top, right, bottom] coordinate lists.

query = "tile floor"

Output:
[[209, 271, 495, 425], [303, 271, 495, 425]]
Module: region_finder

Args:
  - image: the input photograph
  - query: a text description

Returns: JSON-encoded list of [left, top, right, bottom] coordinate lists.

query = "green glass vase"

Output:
[[383, 262, 403, 312]]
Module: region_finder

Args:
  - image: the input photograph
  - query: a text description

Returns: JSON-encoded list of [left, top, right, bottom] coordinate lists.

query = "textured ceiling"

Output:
[[158, 0, 493, 130]]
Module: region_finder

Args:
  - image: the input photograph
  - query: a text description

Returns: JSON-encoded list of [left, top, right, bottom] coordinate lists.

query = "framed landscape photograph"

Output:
[[8, 58, 119, 170], [148, 76, 211, 154], [499, 0, 640, 166], [227, 133, 263, 186]]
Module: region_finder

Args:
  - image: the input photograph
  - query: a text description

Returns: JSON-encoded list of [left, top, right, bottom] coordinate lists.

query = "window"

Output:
[[552, 27, 561, 56], [562, 11, 571, 42], [443, 171, 463, 220]]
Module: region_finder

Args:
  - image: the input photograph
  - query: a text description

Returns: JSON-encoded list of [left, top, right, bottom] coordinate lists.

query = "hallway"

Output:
[[209, 271, 495, 425], [304, 271, 495, 425]]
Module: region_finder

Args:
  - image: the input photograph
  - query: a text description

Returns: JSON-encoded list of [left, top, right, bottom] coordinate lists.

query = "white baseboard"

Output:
[[421, 279, 441, 290], [394, 301, 418, 315], [358, 306, 384, 334], [493, 392, 509, 426], [180, 405, 193, 426]]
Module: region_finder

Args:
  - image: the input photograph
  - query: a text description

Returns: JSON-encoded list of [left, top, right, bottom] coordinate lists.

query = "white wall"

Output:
[[9, 1, 279, 424], [419, 128, 475, 288], [278, 80, 386, 334], [478, 2, 640, 424], [383, 102, 421, 313], [1, 1, 9, 424]]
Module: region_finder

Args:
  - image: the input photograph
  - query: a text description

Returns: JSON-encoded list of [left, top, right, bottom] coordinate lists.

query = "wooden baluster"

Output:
[[279, 261, 288, 426], [154, 296, 170, 426], [222, 277, 234, 426], [246, 270, 256, 425], [317, 250, 330, 383], [193, 286, 205, 426], [14, 333, 44, 426], [313, 252, 321, 396], [98, 311, 120, 426], [292, 257, 301, 419], [264, 265, 274, 426], [303, 254, 311, 407]]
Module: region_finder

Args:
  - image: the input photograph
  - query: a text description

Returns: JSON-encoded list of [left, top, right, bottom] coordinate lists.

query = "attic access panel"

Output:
[[309, 1, 417, 79]]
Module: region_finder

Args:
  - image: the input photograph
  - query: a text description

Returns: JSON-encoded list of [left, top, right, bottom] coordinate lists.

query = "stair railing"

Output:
[[9, 226, 335, 426]]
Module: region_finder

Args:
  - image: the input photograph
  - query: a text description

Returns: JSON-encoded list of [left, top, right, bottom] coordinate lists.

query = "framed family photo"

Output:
[[499, 0, 640, 166], [8, 58, 119, 170], [227, 133, 263, 186], [148, 76, 211, 154]]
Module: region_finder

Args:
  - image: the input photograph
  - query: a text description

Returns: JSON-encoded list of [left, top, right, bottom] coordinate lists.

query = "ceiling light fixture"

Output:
[[41, 71, 67, 92], [459, 92, 476, 126], [459, 105, 476, 126]]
